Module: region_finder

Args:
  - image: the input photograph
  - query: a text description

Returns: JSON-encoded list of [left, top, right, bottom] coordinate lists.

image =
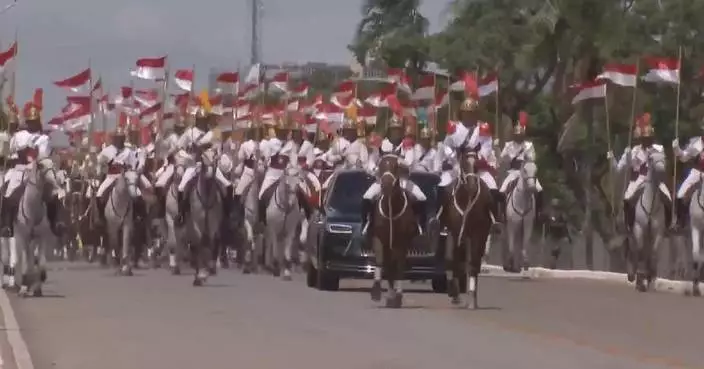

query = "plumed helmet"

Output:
[[513, 111, 528, 135], [419, 127, 432, 139], [388, 116, 403, 128], [460, 97, 479, 112]]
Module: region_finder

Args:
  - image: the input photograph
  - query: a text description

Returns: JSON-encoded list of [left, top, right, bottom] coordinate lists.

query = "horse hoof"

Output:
[[282, 274, 292, 281], [627, 273, 635, 283], [242, 266, 252, 275], [170, 266, 181, 275], [192, 278, 203, 287], [33, 287, 42, 297], [370, 281, 382, 302], [693, 287, 701, 297], [40, 270, 47, 283], [272, 270, 281, 278], [447, 281, 459, 299], [18, 286, 28, 298], [385, 293, 402, 308], [451, 296, 461, 305]]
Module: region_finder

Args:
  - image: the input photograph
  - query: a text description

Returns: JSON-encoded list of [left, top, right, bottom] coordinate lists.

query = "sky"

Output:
[[0, 0, 452, 122]]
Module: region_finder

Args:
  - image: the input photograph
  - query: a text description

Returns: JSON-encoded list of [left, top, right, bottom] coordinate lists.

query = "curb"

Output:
[[0, 289, 33, 369], [481, 264, 691, 295]]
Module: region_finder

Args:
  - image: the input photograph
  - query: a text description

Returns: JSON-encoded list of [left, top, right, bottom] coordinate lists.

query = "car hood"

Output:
[[324, 208, 362, 224]]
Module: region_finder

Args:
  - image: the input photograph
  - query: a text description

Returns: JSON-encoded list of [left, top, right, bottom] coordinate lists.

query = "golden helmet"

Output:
[[419, 127, 432, 139], [512, 124, 526, 135], [267, 126, 277, 139], [640, 124, 654, 137], [636, 113, 653, 138], [24, 104, 41, 121], [356, 125, 365, 138], [194, 106, 208, 119], [404, 124, 415, 136], [316, 130, 328, 141], [275, 118, 287, 130], [460, 97, 479, 112], [114, 126, 126, 136], [341, 118, 356, 130]]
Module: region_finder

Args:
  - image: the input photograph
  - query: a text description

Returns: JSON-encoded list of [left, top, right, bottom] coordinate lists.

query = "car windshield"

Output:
[[326, 171, 375, 214], [410, 172, 439, 206]]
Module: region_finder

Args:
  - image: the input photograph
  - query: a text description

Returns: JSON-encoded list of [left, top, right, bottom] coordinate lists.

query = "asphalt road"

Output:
[[7, 262, 704, 369]]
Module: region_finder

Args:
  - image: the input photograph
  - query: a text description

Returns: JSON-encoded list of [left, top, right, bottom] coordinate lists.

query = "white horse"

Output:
[[688, 175, 704, 295], [163, 164, 186, 275], [12, 162, 63, 297], [187, 150, 223, 286], [629, 152, 667, 292], [240, 173, 262, 274], [104, 170, 139, 276], [504, 160, 538, 273], [264, 166, 302, 280]]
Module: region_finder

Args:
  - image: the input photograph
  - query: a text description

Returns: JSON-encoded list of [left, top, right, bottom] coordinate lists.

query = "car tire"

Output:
[[306, 263, 317, 288], [317, 269, 340, 291], [431, 276, 447, 293]]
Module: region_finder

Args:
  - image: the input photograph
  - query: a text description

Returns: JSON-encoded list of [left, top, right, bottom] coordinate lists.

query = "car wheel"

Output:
[[306, 263, 317, 288], [431, 276, 447, 293], [317, 269, 340, 291]]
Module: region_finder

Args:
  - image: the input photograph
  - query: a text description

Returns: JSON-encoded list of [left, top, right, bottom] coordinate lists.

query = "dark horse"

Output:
[[441, 151, 493, 309], [367, 155, 420, 308]]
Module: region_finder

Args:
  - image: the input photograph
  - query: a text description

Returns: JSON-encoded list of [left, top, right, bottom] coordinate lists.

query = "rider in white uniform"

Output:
[[361, 117, 427, 234], [258, 119, 294, 225], [413, 127, 436, 172], [498, 113, 543, 221], [127, 123, 151, 222], [176, 108, 232, 223], [1, 102, 63, 235], [153, 118, 187, 217], [672, 123, 704, 230], [343, 119, 370, 170], [95, 127, 137, 225], [288, 122, 314, 222], [607, 114, 673, 231], [320, 121, 357, 190], [232, 122, 260, 211]]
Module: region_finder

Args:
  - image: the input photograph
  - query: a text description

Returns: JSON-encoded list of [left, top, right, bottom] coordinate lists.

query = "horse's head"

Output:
[[200, 149, 218, 179], [378, 154, 400, 196], [521, 159, 538, 192], [31, 159, 66, 200], [118, 169, 140, 198], [647, 151, 666, 181], [459, 150, 478, 177]]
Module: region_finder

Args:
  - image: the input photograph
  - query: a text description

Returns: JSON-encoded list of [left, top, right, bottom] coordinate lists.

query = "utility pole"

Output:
[[250, 0, 262, 65]]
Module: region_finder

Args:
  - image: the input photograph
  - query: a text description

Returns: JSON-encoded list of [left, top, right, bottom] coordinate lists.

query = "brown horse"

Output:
[[443, 151, 493, 309], [367, 154, 419, 308]]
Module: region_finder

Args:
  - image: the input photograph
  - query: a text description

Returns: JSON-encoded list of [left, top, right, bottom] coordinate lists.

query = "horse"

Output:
[[264, 166, 303, 280], [504, 159, 539, 273], [12, 161, 64, 297], [239, 170, 262, 274], [163, 163, 187, 275], [628, 151, 667, 292], [104, 169, 139, 276], [368, 155, 418, 308], [186, 149, 223, 286], [442, 151, 493, 308], [687, 174, 704, 295]]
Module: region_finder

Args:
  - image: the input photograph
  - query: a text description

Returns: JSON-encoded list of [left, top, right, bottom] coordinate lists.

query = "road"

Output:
[[5, 262, 704, 369]]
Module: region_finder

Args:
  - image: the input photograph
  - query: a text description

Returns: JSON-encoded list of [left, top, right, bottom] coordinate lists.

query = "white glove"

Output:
[[606, 151, 614, 160], [672, 138, 680, 149]]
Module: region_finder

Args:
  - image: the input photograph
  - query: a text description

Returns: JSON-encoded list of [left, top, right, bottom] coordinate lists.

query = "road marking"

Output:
[[0, 290, 34, 369]]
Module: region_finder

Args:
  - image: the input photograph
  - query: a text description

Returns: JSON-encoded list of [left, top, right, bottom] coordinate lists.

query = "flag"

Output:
[[174, 69, 194, 91], [333, 80, 355, 98], [571, 81, 607, 105], [269, 72, 289, 93], [0, 42, 17, 73], [411, 74, 435, 101], [131, 56, 167, 80], [478, 74, 499, 97], [642, 57, 680, 84], [387, 68, 412, 95], [215, 72, 239, 94], [54, 68, 91, 92], [597, 63, 638, 87]]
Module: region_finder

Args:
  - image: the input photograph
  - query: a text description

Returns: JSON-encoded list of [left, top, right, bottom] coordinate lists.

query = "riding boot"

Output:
[[663, 198, 673, 231], [623, 199, 635, 232], [133, 197, 146, 222], [436, 186, 446, 215], [46, 195, 60, 235], [155, 187, 166, 218], [413, 200, 427, 234], [491, 190, 505, 223], [535, 191, 544, 223], [177, 191, 189, 225], [258, 198, 267, 226], [0, 196, 15, 238], [232, 194, 242, 214], [296, 190, 312, 220], [675, 198, 688, 230], [222, 186, 233, 220]]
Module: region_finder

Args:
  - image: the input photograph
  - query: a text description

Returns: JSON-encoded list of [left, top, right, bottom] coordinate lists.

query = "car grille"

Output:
[[328, 232, 434, 258]]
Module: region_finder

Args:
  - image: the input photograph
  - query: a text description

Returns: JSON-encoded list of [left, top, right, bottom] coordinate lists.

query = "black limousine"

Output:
[[305, 169, 449, 292]]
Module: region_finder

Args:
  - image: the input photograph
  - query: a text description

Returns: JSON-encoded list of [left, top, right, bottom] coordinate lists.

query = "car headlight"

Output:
[[326, 223, 353, 234]]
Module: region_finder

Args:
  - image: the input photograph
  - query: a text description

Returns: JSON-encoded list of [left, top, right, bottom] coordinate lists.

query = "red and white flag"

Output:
[[433, 90, 450, 109], [174, 69, 194, 91], [51, 102, 92, 130], [478, 74, 499, 97], [387, 68, 412, 95], [643, 57, 680, 84], [289, 82, 309, 99], [243, 63, 261, 86], [54, 68, 91, 92], [411, 74, 435, 101], [133, 89, 159, 107], [301, 94, 323, 114], [215, 72, 239, 94], [333, 80, 355, 98], [359, 105, 378, 126], [597, 64, 638, 87], [365, 84, 397, 107], [131, 56, 166, 80], [571, 80, 607, 105], [0, 42, 17, 73], [269, 72, 289, 93], [139, 102, 162, 122]]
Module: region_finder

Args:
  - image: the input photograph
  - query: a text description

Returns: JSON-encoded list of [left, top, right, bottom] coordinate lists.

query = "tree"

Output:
[[349, 0, 429, 74]]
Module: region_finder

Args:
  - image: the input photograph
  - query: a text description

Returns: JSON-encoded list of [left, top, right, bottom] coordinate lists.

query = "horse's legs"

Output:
[[16, 235, 31, 296], [520, 218, 533, 272], [370, 236, 383, 302], [281, 228, 294, 281], [120, 225, 133, 276], [505, 226, 517, 272], [194, 232, 210, 285], [165, 217, 181, 275], [691, 227, 703, 296], [444, 233, 461, 304], [385, 248, 404, 308]]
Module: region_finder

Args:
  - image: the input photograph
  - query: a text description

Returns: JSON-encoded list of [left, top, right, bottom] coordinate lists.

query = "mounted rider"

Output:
[[126, 121, 152, 222], [95, 124, 137, 225], [291, 120, 320, 209], [1, 97, 63, 235], [153, 114, 188, 217], [671, 119, 704, 230], [608, 113, 673, 231], [361, 116, 428, 234], [498, 112, 543, 221], [413, 127, 436, 172], [320, 120, 358, 190], [439, 97, 502, 223], [175, 104, 232, 224], [232, 121, 260, 211]]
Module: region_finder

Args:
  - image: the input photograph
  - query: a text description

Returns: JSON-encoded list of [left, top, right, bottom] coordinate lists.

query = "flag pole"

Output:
[[87, 58, 94, 150], [10, 29, 17, 102], [604, 82, 616, 232], [672, 46, 683, 222]]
